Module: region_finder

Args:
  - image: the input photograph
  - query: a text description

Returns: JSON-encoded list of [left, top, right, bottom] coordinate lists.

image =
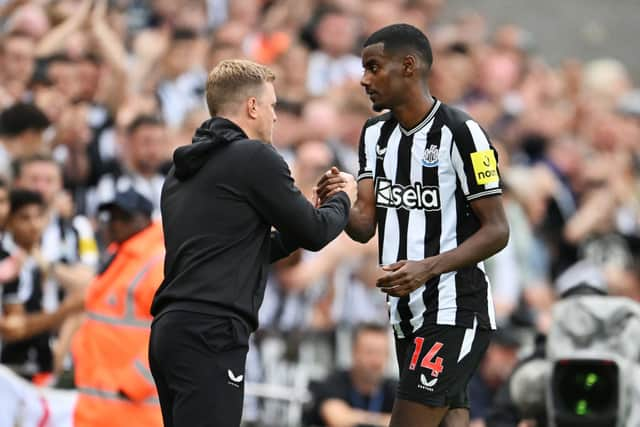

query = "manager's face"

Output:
[[255, 82, 277, 144]]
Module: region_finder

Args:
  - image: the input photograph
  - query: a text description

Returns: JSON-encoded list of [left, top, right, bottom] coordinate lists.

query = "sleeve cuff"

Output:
[[357, 171, 373, 181], [466, 188, 502, 201]]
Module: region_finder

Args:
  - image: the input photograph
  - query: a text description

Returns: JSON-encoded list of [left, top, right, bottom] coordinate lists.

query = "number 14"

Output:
[[409, 338, 444, 377]]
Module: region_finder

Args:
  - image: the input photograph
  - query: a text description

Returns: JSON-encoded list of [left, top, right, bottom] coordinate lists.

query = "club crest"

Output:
[[422, 145, 439, 167]]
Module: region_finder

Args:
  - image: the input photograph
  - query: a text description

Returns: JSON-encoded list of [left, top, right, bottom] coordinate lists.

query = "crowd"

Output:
[[0, 0, 638, 426]]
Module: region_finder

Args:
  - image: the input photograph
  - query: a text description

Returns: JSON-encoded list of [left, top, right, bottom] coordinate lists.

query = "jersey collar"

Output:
[[399, 98, 441, 136]]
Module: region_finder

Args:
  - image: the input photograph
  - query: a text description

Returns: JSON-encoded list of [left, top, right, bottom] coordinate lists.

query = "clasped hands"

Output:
[[313, 167, 438, 297]]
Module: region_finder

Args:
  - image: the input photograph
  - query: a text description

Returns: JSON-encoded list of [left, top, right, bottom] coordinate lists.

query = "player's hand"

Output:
[[0, 314, 28, 341], [315, 167, 344, 204], [376, 259, 438, 297], [314, 167, 356, 207]]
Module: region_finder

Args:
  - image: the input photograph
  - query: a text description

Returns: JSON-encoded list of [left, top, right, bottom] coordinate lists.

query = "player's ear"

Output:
[[402, 55, 417, 77], [247, 97, 258, 119]]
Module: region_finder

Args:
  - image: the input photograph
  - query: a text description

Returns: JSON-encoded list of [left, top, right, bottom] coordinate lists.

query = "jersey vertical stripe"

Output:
[[394, 133, 415, 337], [357, 100, 501, 332], [380, 128, 402, 332], [379, 125, 402, 266], [435, 125, 458, 326], [407, 122, 430, 333]]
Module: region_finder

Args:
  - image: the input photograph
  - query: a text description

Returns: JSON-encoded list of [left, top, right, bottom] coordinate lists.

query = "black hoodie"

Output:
[[150, 117, 350, 331]]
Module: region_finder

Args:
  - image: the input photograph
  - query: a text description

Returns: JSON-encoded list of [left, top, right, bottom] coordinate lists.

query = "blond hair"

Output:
[[206, 59, 276, 116]]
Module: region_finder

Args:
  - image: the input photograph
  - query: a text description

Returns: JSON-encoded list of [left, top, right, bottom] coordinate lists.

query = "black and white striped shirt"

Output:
[[358, 99, 499, 337]]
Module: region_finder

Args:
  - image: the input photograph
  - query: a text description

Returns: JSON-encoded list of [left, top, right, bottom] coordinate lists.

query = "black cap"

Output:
[[98, 188, 154, 217]]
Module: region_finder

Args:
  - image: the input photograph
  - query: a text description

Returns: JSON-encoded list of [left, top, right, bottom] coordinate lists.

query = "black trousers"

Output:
[[149, 310, 249, 427]]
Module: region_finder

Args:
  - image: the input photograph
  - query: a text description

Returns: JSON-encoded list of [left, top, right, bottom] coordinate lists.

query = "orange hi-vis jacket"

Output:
[[72, 222, 164, 427]]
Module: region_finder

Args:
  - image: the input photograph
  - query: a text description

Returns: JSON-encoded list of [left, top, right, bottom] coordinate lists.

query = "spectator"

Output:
[[0, 178, 17, 285], [0, 188, 164, 426], [0, 190, 53, 381], [468, 328, 521, 426], [13, 154, 97, 287], [305, 323, 396, 427], [91, 114, 170, 217], [71, 188, 164, 426], [156, 28, 207, 128], [0, 32, 36, 106], [306, 9, 362, 96], [0, 102, 50, 177]]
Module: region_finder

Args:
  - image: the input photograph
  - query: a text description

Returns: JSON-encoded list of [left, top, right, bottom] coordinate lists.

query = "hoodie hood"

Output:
[[173, 117, 248, 180]]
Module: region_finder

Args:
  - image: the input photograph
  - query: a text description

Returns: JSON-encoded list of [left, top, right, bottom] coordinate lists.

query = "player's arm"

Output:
[[317, 119, 378, 243], [346, 178, 376, 243], [426, 195, 508, 273], [316, 170, 376, 243], [377, 196, 508, 297]]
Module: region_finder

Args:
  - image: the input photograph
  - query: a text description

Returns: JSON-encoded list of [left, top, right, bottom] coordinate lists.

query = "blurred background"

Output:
[[0, 0, 638, 426]]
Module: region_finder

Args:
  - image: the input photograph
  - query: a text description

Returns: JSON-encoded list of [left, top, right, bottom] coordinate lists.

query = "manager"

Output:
[[148, 59, 356, 427]]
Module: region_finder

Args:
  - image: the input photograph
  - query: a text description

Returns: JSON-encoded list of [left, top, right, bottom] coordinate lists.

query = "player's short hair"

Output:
[[206, 59, 276, 117], [363, 23, 433, 70]]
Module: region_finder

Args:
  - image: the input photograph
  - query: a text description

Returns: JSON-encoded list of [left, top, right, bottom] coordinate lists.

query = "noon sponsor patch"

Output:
[[470, 149, 499, 185]]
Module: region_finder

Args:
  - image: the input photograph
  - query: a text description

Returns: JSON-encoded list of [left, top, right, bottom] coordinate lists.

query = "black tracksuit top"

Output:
[[150, 117, 350, 331]]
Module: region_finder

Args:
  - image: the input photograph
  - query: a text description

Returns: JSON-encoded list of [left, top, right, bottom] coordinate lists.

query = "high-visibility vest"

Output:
[[72, 222, 164, 427]]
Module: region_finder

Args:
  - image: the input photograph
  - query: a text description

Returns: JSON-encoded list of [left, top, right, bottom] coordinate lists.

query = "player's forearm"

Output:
[[428, 220, 509, 276], [345, 206, 375, 243]]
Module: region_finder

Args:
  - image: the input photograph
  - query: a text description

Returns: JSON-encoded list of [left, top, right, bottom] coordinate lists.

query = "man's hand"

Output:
[[376, 258, 440, 297], [314, 167, 357, 207], [0, 314, 27, 341]]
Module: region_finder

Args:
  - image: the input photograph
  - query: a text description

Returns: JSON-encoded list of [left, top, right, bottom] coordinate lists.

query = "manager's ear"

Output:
[[247, 97, 259, 119]]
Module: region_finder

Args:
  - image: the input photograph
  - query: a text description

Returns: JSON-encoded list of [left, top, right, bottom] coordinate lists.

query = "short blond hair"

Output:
[[206, 59, 276, 116]]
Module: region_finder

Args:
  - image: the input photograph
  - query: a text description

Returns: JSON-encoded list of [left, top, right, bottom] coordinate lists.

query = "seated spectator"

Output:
[[305, 323, 396, 427]]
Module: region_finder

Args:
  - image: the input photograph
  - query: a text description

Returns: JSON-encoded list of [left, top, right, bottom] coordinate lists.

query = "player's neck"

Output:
[[392, 90, 435, 131]]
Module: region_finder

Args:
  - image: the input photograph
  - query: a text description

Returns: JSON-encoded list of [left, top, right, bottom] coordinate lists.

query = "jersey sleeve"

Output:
[[357, 122, 374, 181], [451, 119, 502, 201]]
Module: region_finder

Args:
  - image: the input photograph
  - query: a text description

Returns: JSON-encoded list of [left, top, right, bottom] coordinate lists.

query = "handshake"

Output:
[[312, 167, 358, 208]]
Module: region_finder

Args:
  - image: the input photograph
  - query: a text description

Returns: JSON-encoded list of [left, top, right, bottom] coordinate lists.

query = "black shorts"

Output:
[[149, 310, 250, 427], [394, 318, 491, 409]]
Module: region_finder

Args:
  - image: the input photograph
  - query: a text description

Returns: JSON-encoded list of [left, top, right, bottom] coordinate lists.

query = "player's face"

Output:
[[361, 43, 404, 112], [255, 82, 277, 144]]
